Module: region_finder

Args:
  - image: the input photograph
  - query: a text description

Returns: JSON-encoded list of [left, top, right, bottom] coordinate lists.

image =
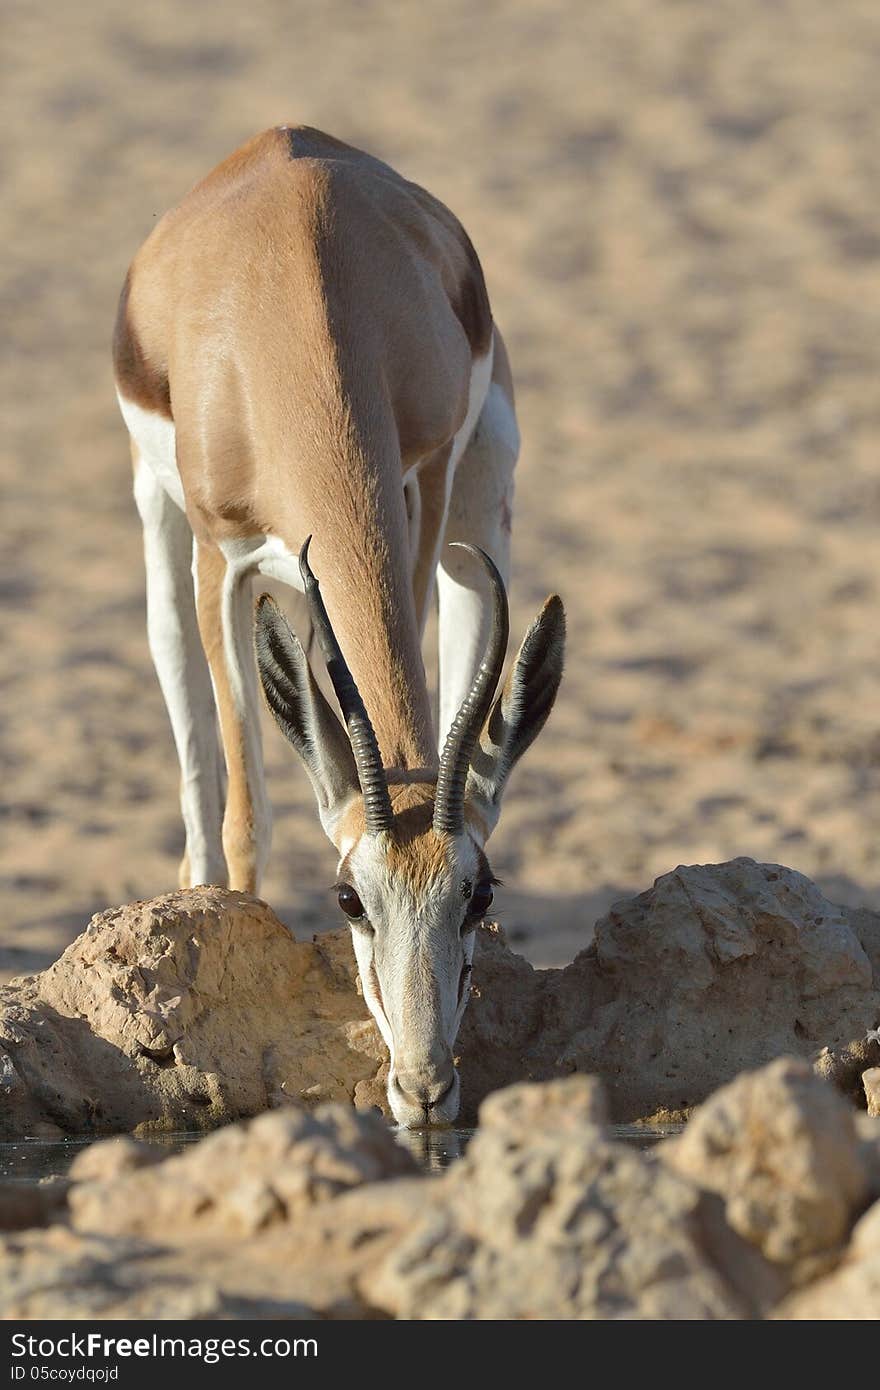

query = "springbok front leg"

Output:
[[437, 332, 519, 746], [194, 541, 272, 892], [411, 450, 452, 637], [132, 452, 226, 887]]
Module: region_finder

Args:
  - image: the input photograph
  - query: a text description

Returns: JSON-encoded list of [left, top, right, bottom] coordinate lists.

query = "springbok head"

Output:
[[254, 540, 565, 1128]]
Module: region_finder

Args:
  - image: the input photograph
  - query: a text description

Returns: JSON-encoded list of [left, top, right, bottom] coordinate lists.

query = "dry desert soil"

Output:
[[4, 0, 880, 977]]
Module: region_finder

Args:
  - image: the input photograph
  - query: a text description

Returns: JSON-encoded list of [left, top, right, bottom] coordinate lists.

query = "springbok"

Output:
[[113, 126, 565, 1127]]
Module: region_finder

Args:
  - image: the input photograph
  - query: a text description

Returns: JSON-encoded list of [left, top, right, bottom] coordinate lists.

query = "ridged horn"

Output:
[[299, 537, 394, 835], [433, 544, 509, 834]]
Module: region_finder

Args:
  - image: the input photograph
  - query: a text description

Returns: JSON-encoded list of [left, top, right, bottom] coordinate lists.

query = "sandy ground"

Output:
[[4, 0, 880, 979]]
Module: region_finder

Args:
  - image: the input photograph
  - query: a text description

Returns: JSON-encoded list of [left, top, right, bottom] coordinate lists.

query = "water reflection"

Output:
[[0, 1120, 685, 1188], [610, 1122, 685, 1151], [392, 1125, 473, 1172], [0, 1132, 201, 1187]]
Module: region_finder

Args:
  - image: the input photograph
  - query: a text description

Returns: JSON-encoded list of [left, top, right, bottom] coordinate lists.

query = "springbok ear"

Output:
[[254, 594, 359, 838], [465, 595, 565, 838]]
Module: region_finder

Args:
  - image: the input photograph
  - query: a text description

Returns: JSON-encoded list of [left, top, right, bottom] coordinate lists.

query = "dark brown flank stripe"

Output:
[[450, 231, 493, 358], [112, 270, 172, 418]]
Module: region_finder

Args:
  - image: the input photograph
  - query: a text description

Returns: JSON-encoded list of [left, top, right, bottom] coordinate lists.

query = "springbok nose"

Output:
[[396, 1061, 455, 1108]]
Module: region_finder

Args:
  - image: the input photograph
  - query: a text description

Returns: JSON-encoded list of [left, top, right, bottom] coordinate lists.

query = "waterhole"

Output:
[[0, 1121, 684, 1188]]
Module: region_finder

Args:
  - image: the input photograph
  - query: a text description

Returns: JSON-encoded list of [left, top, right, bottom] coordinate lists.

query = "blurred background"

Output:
[[4, 0, 880, 977]]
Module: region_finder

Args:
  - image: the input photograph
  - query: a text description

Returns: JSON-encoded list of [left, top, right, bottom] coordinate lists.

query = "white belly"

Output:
[[116, 391, 185, 511], [117, 390, 304, 589]]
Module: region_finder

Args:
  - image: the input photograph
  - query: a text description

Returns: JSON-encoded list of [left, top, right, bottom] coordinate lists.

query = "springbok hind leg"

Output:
[[437, 333, 519, 746], [195, 542, 272, 892], [132, 452, 226, 887]]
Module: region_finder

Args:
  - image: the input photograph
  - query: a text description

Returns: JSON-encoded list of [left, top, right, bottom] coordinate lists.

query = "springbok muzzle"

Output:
[[390, 1049, 460, 1127], [395, 1056, 455, 1108]]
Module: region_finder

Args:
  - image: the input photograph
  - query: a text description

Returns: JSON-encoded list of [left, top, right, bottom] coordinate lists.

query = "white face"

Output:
[[335, 827, 494, 1128]]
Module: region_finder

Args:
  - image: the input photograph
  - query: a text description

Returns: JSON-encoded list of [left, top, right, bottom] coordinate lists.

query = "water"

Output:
[[394, 1122, 683, 1171], [0, 1121, 684, 1187], [609, 1122, 686, 1151], [393, 1125, 474, 1171], [0, 1132, 202, 1188]]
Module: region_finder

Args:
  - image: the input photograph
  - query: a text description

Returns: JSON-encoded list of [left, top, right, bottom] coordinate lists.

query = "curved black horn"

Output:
[[433, 545, 509, 835], [299, 537, 394, 835]]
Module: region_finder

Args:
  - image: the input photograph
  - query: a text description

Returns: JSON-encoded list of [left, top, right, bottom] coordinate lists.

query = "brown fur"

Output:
[[116, 126, 497, 771], [448, 231, 493, 356], [336, 781, 493, 897], [337, 783, 447, 894], [338, 781, 438, 847], [112, 271, 171, 417]]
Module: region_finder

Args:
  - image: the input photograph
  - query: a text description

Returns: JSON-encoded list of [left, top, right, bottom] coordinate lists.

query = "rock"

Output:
[[0, 1224, 321, 1320], [68, 1105, 417, 1240], [0, 1174, 437, 1320], [813, 1034, 880, 1107], [0, 890, 387, 1138], [552, 858, 879, 1119], [3, 1067, 878, 1321], [855, 1113, 880, 1205], [475, 1073, 608, 1136], [663, 1057, 870, 1273], [0, 1103, 423, 1320], [637, 1106, 693, 1126], [863, 1068, 880, 1118], [454, 922, 549, 1116], [369, 1077, 749, 1319], [67, 1135, 164, 1184], [2, 860, 878, 1136], [772, 1199, 880, 1319], [0, 1185, 66, 1233]]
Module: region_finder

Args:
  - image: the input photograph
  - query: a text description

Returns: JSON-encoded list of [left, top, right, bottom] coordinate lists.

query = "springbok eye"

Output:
[[337, 884, 365, 920], [469, 881, 494, 918]]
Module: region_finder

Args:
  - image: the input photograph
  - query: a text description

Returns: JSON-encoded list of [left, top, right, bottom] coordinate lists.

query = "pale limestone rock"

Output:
[[813, 1034, 880, 1106], [663, 1057, 870, 1267], [773, 1200, 880, 1319], [0, 1105, 422, 1320], [368, 1078, 749, 1319], [0, 889, 386, 1138], [0, 1225, 319, 1320], [67, 1135, 163, 1183], [4, 1068, 880, 1321], [474, 1073, 608, 1136], [863, 1067, 880, 1118], [561, 858, 879, 1118], [68, 1105, 416, 1239]]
